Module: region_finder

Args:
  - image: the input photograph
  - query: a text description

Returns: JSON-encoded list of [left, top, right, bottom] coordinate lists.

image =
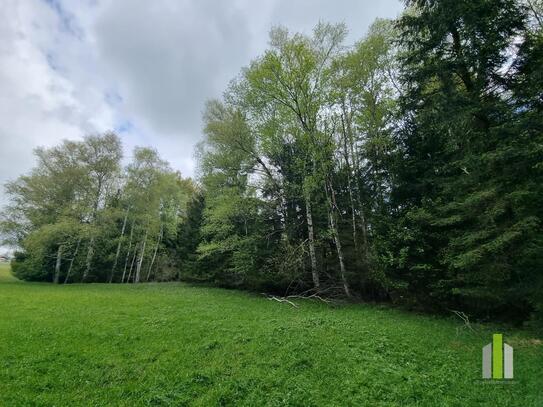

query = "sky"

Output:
[[0, 0, 403, 203]]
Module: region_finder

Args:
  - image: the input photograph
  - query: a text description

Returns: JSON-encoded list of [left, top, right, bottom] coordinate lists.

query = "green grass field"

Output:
[[0, 264, 542, 406]]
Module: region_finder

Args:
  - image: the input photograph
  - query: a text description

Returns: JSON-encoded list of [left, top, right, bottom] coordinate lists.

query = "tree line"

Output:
[[186, 0, 543, 325], [1, 134, 195, 283], [2, 0, 542, 326]]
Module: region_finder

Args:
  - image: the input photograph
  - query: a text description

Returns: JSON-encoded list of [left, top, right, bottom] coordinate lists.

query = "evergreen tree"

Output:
[[394, 0, 542, 318]]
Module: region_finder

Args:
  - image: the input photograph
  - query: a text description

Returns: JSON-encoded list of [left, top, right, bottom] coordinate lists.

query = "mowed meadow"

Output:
[[0, 264, 542, 407]]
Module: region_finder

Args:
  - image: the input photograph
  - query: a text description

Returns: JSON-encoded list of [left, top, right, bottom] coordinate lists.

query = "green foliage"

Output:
[[1, 134, 195, 284], [389, 0, 543, 321], [186, 1, 543, 326], [169, 194, 204, 280]]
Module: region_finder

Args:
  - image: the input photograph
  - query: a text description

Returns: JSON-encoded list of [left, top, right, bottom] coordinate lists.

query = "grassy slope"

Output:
[[0, 266, 541, 406]]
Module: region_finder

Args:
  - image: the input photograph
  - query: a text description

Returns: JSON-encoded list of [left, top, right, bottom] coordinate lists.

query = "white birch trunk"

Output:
[[127, 242, 138, 283], [53, 244, 63, 284], [135, 229, 148, 283], [345, 103, 370, 268], [109, 208, 129, 283], [82, 236, 95, 282], [121, 221, 135, 283], [326, 180, 351, 297], [146, 224, 163, 282], [64, 238, 80, 284], [305, 194, 319, 290], [341, 113, 360, 257], [83, 178, 103, 282]]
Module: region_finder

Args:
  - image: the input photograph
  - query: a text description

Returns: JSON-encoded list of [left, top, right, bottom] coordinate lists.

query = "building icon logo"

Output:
[[482, 334, 513, 379]]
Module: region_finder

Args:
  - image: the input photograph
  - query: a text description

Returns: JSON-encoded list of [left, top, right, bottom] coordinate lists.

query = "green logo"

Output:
[[482, 334, 513, 379]]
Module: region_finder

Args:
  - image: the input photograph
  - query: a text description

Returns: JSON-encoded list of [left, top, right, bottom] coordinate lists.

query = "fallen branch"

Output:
[[263, 294, 299, 308], [286, 293, 331, 304], [450, 309, 475, 335]]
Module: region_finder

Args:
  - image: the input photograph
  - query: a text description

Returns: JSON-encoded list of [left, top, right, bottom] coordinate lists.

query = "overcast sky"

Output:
[[0, 0, 403, 197]]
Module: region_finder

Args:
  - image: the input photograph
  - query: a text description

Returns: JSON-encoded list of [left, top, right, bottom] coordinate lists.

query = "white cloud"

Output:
[[0, 0, 403, 205], [0, 0, 118, 201], [0, 2, 85, 253]]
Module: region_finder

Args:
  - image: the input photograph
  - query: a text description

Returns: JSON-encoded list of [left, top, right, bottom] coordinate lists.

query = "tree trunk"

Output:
[[135, 229, 148, 283], [127, 242, 138, 283], [330, 215, 351, 297], [340, 112, 360, 257], [53, 244, 63, 284], [358, 204, 370, 262], [345, 102, 372, 267], [326, 180, 351, 297], [64, 238, 81, 284], [83, 178, 102, 283], [121, 221, 135, 283], [146, 224, 163, 282], [82, 236, 95, 282], [109, 208, 129, 283], [305, 194, 319, 290], [353, 177, 371, 269]]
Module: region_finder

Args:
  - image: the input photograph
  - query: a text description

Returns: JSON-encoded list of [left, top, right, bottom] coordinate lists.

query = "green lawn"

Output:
[[0, 267, 541, 406]]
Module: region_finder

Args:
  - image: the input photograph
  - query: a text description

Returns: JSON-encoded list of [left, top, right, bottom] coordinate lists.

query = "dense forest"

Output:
[[2, 0, 542, 327]]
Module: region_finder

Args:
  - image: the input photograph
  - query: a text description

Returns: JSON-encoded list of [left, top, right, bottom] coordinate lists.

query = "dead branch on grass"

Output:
[[263, 294, 299, 307], [450, 309, 476, 335]]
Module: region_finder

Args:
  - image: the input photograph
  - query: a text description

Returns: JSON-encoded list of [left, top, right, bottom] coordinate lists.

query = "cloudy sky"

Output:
[[0, 0, 402, 194]]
